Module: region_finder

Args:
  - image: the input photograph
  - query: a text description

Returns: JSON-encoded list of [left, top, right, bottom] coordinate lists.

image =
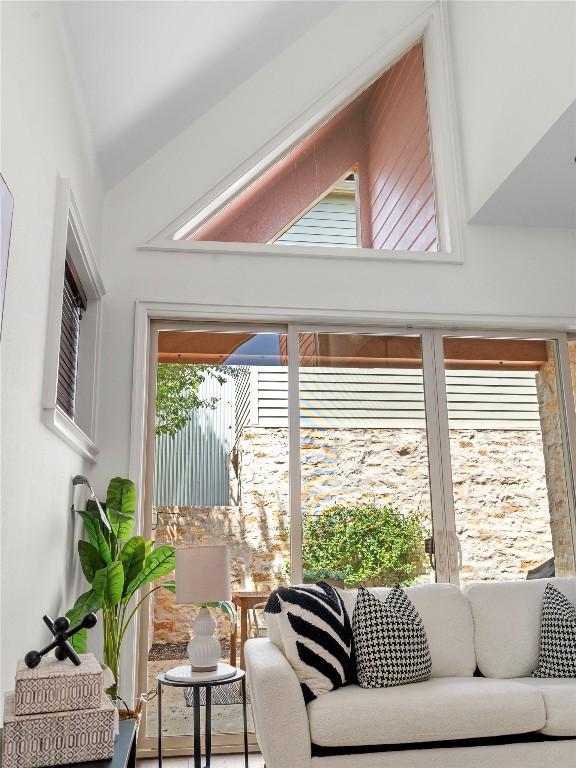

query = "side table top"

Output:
[[158, 667, 245, 688], [159, 668, 246, 688]]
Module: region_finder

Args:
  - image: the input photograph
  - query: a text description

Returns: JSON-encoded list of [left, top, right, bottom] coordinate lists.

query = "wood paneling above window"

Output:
[[187, 43, 438, 253], [364, 45, 437, 251]]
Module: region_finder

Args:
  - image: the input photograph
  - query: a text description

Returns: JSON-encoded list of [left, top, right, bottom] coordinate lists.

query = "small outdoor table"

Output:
[[157, 668, 248, 768], [229, 591, 271, 670]]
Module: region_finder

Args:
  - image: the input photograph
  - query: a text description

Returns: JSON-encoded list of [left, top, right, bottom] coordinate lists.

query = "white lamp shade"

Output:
[[175, 545, 232, 604]]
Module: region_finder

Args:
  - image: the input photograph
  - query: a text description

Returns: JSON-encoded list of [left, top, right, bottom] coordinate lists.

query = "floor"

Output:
[[138, 755, 264, 767]]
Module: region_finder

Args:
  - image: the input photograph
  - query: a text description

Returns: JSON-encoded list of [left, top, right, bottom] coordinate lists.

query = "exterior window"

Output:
[[56, 255, 87, 419], [186, 43, 438, 252], [42, 179, 104, 462]]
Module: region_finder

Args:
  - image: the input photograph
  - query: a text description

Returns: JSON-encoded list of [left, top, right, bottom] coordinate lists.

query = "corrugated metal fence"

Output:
[[154, 375, 235, 507]]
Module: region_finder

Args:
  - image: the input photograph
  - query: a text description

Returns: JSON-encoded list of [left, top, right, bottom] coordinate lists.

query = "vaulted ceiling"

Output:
[[472, 101, 576, 229], [58, 1, 575, 231], [58, 0, 339, 188]]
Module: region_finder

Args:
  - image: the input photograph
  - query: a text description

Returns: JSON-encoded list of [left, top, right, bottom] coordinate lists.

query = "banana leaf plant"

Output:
[[66, 477, 176, 701]]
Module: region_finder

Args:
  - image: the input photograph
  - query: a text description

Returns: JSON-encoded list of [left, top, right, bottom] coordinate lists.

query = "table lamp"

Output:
[[175, 545, 233, 677]]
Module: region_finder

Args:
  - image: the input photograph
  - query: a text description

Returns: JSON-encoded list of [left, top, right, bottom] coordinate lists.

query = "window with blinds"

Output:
[[57, 255, 87, 419]]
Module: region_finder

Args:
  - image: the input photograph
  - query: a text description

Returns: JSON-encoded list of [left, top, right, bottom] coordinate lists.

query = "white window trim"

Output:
[[143, 4, 465, 265], [42, 177, 105, 463], [128, 301, 576, 726]]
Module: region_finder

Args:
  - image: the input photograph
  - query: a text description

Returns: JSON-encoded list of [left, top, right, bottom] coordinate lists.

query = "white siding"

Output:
[[253, 367, 541, 430], [274, 191, 357, 247]]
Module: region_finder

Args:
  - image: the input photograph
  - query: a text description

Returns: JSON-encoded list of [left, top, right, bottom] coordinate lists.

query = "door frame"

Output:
[[130, 303, 576, 756], [433, 329, 576, 582]]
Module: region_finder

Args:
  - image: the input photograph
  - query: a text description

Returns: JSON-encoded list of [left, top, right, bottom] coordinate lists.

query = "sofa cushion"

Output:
[[466, 577, 576, 678], [307, 677, 546, 747], [268, 582, 353, 702], [512, 678, 576, 737], [532, 583, 576, 678], [338, 583, 476, 677], [352, 586, 432, 688]]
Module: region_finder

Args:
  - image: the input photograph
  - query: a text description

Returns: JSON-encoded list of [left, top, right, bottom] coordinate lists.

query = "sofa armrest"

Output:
[[245, 638, 311, 768]]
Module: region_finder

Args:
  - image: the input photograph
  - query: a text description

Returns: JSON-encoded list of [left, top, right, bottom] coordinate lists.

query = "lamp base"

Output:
[[188, 606, 221, 672], [165, 663, 237, 683]]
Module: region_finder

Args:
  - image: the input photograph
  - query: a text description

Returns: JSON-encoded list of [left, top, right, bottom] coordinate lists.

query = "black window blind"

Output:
[[56, 257, 87, 419]]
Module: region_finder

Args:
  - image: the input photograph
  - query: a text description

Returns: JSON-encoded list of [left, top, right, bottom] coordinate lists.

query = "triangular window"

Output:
[[186, 43, 438, 253]]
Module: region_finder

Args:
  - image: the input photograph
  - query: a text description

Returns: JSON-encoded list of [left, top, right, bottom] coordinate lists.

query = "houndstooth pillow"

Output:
[[352, 585, 432, 688], [532, 582, 576, 678]]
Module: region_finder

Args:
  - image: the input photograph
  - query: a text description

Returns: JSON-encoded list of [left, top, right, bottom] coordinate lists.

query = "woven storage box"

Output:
[[14, 653, 103, 715], [2, 691, 115, 768]]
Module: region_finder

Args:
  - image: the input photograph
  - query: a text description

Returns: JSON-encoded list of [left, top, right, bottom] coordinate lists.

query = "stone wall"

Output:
[[153, 424, 573, 643], [153, 505, 288, 643], [535, 343, 576, 576]]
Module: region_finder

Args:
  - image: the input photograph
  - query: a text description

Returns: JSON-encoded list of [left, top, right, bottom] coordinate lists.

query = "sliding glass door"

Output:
[[295, 331, 437, 588], [141, 326, 288, 757], [139, 323, 576, 756], [438, 334, 576, 584]]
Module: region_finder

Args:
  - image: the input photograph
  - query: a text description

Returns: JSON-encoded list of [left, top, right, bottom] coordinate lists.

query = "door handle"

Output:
[[451, 531, 463, 570], [424, 536, 436, 570]]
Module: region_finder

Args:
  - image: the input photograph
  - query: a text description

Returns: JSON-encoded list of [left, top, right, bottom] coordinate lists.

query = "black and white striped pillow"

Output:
[[265, 582, 353, 702], [352, 585, 432, 688], [532, 582, 576, 678]]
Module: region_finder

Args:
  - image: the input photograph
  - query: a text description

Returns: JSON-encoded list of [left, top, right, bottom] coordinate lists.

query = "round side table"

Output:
[[157, 667, 249, 768]]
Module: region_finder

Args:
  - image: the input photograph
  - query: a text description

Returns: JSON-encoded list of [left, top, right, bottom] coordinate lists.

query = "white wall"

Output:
[[0, 2, 103, 697], [448, 0, 576, 218], [95, 0, 576, 484], [1, 0, 575, 706]]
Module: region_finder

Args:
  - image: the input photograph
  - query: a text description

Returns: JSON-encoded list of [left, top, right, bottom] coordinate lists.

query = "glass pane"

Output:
[[299, 332, 435, 589], [443, 337, 575, 584], [146, 330, 288, 744]]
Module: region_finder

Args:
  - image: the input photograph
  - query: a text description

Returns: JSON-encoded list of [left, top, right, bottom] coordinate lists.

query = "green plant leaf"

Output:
[[106, 477, 136, 516], [93, 562, 125, 607], [124, 546, 175, 601], [78, 540, 105, 584], [155, 363, 236, 437], [302, 503, 429, 588], [144, 539, 154, 558], [79, 511, 112, 565], [119, 536, 146, 591], [107, 510, 135, 541], [68, 627, 87, 653], [86, 498, 107, 518], [65, 589, 101, 652], [161, 579, 176, 593], [66, 589, 101, 624]]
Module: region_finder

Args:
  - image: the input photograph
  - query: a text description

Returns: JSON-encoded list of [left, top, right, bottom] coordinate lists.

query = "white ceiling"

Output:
[[58, 1, 339, 187], [472, 101, 576, 229]]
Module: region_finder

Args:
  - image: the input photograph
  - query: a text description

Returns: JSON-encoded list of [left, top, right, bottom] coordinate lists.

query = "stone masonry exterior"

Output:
[[153, 421, 573, 643]]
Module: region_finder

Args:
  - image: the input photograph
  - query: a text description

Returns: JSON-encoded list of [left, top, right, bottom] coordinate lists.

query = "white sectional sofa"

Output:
[[245, 578, 576, 768]]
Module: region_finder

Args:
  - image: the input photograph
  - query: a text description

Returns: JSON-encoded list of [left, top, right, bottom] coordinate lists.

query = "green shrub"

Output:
[[302, 503, 429, 588]]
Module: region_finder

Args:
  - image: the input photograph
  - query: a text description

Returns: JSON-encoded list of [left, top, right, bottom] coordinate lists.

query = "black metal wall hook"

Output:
[[24, 613, 98, 668]]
